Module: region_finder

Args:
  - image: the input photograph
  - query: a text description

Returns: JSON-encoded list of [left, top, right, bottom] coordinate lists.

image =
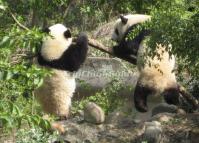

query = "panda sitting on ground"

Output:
[[34, 24, 88, 119], [111, 14, 181, 112]]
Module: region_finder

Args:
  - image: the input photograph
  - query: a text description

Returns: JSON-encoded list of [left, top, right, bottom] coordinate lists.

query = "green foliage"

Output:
[[0, 101, 51, 130], [1, 0, 70, 27], [149, 0, 199, 78], [0, 27, 51, 131], [68, 1, 112, 30], [16, 128, 60, 143], [128, 0, 199, 79], [0, 8, 51, 135]]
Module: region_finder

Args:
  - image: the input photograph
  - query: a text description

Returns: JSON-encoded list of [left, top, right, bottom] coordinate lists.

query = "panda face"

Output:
[[41, 24, 73, 61], [111, 14, 151, 43]]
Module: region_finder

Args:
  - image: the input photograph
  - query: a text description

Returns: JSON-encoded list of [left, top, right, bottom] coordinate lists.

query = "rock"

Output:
[[151, 113, 175, 122], [106, 109, 136, 129], [48, 112, 199, 143], [133, 119, 142, 124], [75, 57, 138, 99], [177, 108, 186, 115], [190, 128, 199, 143], [156, 114, 173, 122], [143, 121, 162, 143], [76, 110, 84, 119], [62, 121, 99, 143], [84, 102, 105, 124], [105, 110, 126, 124], [152, 103, 178, 116]]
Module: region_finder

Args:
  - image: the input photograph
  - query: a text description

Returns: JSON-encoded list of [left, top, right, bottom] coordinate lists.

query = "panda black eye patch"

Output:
[[64, 29, 72, 38], [42, 27, 50, 33]]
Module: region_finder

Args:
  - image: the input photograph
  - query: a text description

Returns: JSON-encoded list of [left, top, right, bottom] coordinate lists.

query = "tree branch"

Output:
[[63, 0, 73, 20], [8, 10, 29, 31], [179, 85, 199, 111], [73, 37, 137, 65]]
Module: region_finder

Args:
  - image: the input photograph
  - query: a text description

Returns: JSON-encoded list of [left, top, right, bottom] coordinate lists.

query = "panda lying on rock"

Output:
[[34, 24, 88, 119], [111, 14, 183, 112]]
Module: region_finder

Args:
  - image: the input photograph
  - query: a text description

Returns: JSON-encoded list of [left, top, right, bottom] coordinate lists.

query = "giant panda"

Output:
[[34, 24, 88, 119], [111, 14, 181, 112]]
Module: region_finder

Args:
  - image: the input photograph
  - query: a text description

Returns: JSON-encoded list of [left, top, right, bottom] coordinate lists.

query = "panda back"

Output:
[[137, 43, 176, 91]]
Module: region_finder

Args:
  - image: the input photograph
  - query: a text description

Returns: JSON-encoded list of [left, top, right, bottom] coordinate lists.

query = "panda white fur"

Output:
[[34, 24, 88, 118], [112, 14, 180, 112]]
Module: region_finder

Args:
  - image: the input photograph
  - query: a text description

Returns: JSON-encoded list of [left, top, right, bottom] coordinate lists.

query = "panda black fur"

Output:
[[112, 14, 180, 112], [35, 24, 88, 118], [112, 14, 151, 58]]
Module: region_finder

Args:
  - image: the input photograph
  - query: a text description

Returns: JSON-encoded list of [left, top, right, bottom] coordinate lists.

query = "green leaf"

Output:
[[40, 119, 50, 130], [37, 78, 43, 87], [0, 5, 6, 10], [3, 71, 13, 80], [0, 36, 9, 47], [31, 115, 41, 125], [0, 115, 12, 127], [16, 117, 23, 128]]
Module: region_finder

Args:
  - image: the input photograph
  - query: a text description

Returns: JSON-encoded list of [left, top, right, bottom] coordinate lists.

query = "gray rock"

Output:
[[106, 109, 136, 130], [84, 102, 105, 124], [76, 57, 137, 88], [190, 129, 199, 143], [152, 103, 178, 116], [105, 110, 126, 124], [143, 121, 163, 143], [75, 57, 138, 99], [62, 121, 100, 143], [51, 111, 198, 143], [151, 113, 175, 123]]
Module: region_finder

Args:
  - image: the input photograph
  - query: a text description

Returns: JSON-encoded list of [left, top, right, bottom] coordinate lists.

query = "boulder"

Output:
[[143, 121, 163, 143], [84, 102, 105, 124], [152, 103, 178, 116]]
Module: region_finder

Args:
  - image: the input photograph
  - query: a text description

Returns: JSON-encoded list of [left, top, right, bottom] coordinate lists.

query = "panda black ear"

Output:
[[64, 29, 72, 38], [120, 15, 128, 24], [42, 27, 50, 33]]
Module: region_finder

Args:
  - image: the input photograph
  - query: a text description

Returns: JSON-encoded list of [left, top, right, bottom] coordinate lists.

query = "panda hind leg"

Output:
[[162, 85, 180, 106], [163, 84, 199, 111], [134, 83, 154, 112]]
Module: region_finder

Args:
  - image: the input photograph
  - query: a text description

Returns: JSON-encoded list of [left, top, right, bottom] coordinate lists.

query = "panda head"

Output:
[[41, 24, 72, 61], [111, 14, 151, 43]]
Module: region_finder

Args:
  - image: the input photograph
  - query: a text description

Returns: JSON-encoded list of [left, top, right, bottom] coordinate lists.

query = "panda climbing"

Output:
[[35, 24, 88, 118], [111, 14, 151, 58], [111, 14, 181, 112]]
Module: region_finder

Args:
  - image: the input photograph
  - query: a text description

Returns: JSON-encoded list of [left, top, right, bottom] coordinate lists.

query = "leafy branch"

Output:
[[9, 10, 29, 31], [0, 5, 29, 31]]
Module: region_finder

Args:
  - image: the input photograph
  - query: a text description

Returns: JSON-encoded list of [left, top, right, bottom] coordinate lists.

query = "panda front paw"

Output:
[[112, 45, 127, 58]]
